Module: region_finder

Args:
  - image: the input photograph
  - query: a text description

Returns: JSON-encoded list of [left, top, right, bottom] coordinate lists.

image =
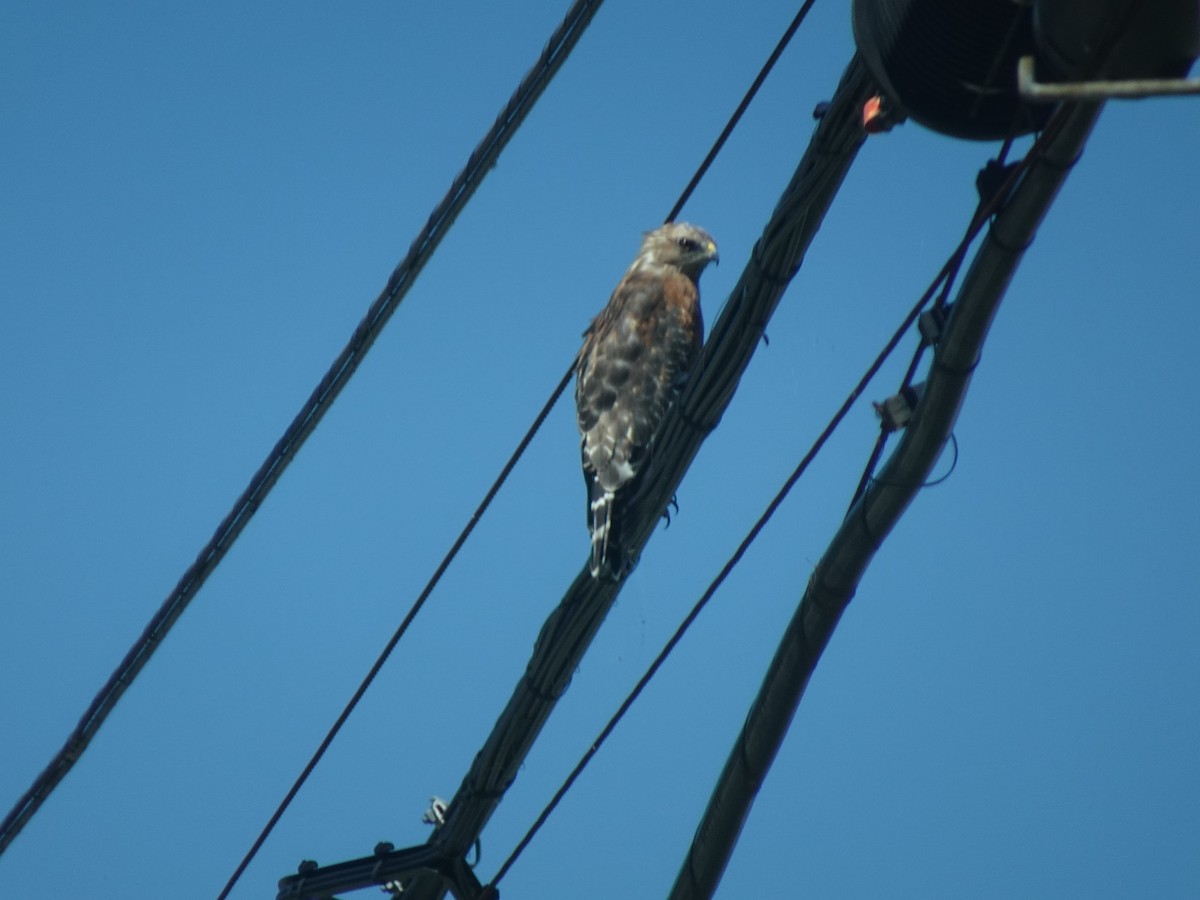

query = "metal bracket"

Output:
[[421, 797, 449, 828], [873, 383, 925, 433], [1018, 55, 1200, 101], [918, 306, 948, 346], [277, 843, 489, 900]]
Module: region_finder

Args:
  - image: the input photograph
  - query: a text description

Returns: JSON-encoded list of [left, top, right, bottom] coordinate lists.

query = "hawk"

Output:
[[575, 222, 719, 579]]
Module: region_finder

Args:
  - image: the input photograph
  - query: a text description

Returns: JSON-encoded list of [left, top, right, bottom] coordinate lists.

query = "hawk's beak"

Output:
[[707, 242, 719, 265]]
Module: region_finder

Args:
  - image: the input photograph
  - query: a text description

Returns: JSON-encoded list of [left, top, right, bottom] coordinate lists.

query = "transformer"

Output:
[[853, 0, 1200, 140]]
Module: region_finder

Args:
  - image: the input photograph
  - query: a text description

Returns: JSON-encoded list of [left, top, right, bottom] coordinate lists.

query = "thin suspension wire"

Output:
[[847, 302, 939, 511], [847, 132, 1026, 510], [0, 0, 605, 866], [665, 0, 818, 223]]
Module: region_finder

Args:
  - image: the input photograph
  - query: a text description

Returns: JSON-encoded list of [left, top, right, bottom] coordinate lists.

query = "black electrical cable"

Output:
[[215, 363, 575, 900], [0, 0, 606, 874], [666, 0, 818, 223], [867, 431, 960, 493]]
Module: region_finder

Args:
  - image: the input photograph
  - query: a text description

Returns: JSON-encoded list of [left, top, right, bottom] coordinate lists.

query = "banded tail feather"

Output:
[[588, 482, 619, 579]]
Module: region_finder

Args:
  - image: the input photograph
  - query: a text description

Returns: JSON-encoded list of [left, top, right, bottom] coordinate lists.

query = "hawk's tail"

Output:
[[588, 485, 622, 580]]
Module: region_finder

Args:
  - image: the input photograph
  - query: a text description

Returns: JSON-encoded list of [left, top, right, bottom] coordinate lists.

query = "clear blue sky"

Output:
[[3, 3, 1198, 898]]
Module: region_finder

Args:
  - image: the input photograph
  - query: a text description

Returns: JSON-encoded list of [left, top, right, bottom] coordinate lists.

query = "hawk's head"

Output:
[[636, 222, 719, 280]]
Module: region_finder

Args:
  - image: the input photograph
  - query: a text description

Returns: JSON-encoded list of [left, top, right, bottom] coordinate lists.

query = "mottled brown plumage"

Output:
[[575, 223, 718, 578]]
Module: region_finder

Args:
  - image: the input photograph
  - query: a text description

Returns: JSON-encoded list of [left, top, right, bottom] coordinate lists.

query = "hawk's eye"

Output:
[[678, 237, 700, 252]]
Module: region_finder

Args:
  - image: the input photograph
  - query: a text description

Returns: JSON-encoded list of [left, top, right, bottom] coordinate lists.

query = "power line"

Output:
[[216, 363, 575, 900], [0, 0, 605, 862], [668, 101, 1099, 900], [669, 19, 1138, 894], [666, 0, 818, 223]]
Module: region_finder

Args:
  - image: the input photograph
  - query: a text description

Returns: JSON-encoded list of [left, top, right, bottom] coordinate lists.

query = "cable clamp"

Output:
[[873, 382, 925, 433], [422, 796, 449, 827], [918, 305, 948, 345], [976, 159, 1019, 210]]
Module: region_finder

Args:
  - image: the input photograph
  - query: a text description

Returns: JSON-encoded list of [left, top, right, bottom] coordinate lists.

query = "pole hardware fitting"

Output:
[[873, 382, 925, 432]]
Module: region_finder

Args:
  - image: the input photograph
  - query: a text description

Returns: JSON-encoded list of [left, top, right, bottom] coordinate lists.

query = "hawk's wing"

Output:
[[575, 268, 703, 575]]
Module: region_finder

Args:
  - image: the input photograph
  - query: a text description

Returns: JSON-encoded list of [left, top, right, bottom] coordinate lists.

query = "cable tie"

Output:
[[987, 217, 1038, 254], [463, 780, 511, 802], [933, 350, 981, 376], [521, 674, 569, 703], [1030, 138, 1085, 173], [749, 244, 800, 287], [676, 403, 719, 436]]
